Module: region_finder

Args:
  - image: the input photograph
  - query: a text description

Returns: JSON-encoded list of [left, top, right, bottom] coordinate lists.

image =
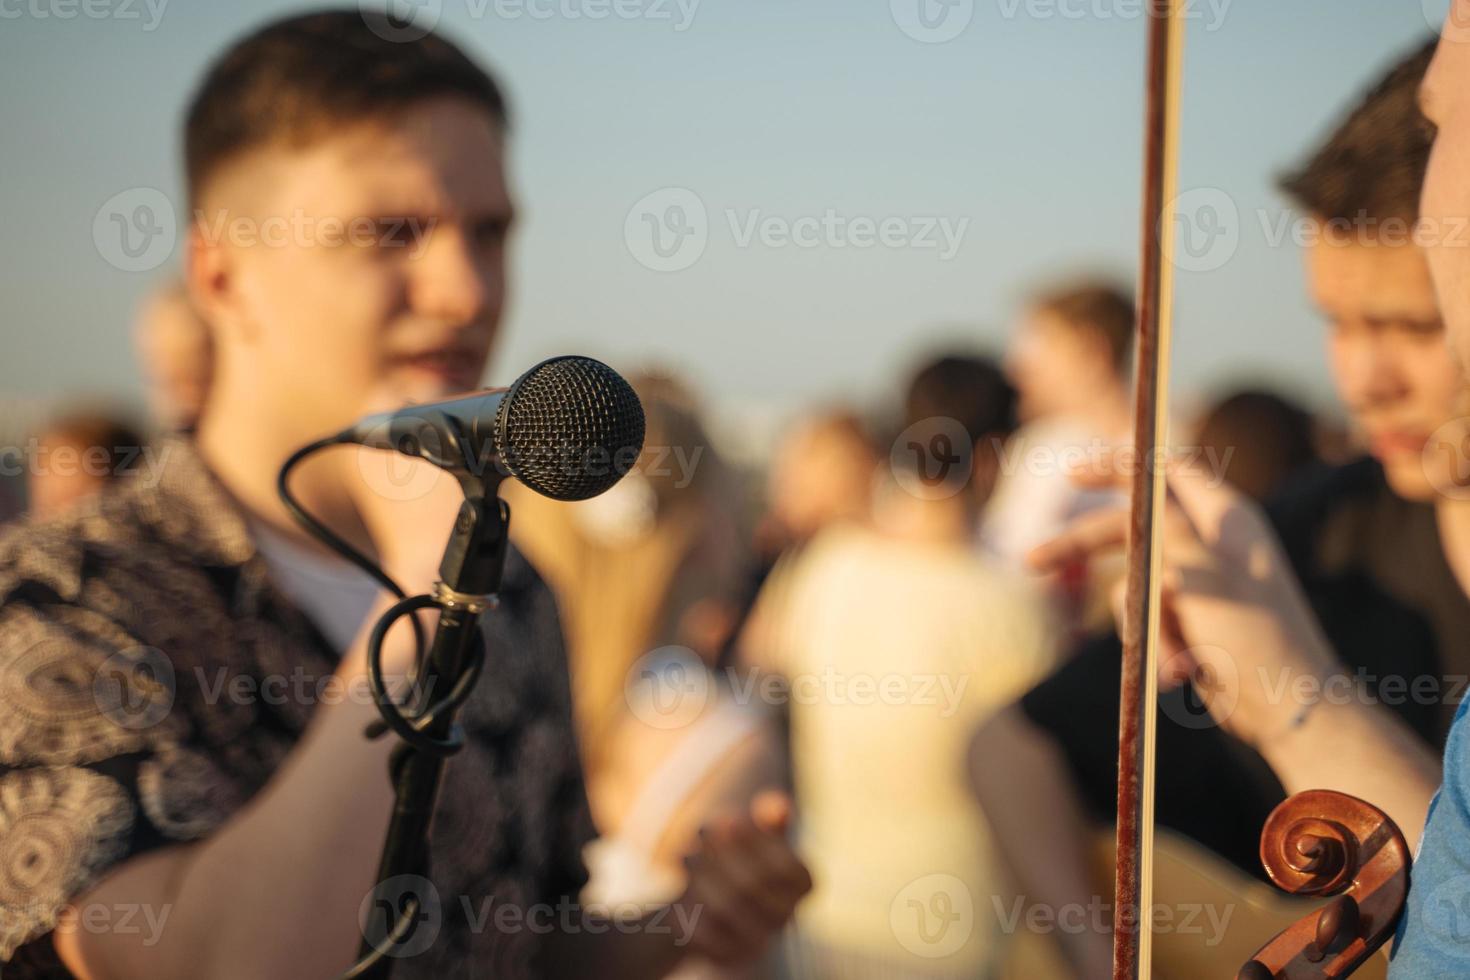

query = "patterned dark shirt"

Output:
[[0, 438, 595, 978]]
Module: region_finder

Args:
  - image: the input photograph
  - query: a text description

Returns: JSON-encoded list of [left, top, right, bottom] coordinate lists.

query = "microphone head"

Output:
[[490, 356, 646, 501]]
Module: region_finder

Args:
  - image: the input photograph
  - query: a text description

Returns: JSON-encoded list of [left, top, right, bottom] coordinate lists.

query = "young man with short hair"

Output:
[[975, 38, 1470, 978], [1030, 12, 1470, 972], [0, 11, 808, 980]]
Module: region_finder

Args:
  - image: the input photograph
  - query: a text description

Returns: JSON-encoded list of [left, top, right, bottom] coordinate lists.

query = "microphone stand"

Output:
[[342, 471, 510, 979]]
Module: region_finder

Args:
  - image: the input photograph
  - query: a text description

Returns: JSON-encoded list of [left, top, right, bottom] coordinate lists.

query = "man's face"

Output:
[[1006, 308, 1107, 422], [1307, 235, 1460, 500], [192, 97, 512, 437], [1423, 14, 1470, 373]]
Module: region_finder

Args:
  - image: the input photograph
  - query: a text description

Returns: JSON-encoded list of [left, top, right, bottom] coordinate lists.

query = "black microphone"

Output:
[[340, 355, 646, 501]]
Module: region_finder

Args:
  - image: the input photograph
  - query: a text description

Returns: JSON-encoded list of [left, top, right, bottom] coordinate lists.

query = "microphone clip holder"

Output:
[[342, 472, 511, 979]]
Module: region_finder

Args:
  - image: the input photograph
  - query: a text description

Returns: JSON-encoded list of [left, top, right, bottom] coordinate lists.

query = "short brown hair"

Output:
[[37, 413, 146, 479], [1031, 281, 1135, 372], [1278, 39, 1437, 223], [184, 10, 509, 208], [904, 354, 1017, 441]]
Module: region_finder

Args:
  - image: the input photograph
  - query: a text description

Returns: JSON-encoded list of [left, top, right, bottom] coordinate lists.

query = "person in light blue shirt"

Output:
[[1392, 696, 1470, 976]]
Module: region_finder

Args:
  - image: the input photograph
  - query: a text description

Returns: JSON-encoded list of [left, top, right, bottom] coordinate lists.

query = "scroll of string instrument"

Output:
[[1115, 5, 1411, 979], [1234, 791, 1409, 980]]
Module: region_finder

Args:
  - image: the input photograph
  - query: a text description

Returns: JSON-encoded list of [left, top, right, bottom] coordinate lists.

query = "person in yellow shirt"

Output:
[[743, 354, 1059, 978]]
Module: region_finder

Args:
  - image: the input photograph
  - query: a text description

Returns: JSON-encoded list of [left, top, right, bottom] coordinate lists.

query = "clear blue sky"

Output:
[[0, 0, 1451, 435]]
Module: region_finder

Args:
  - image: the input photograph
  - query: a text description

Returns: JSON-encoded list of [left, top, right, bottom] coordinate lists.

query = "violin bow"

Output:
[[1114, 1, 1185, 977], [1114, 12, 1413, 978]]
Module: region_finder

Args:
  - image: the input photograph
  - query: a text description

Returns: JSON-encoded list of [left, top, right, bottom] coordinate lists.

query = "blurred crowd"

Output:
[[5, 264, 1366, 979], [7, 21, 1464, 980]]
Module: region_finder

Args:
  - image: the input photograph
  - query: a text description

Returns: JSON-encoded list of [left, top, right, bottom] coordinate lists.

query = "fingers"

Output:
[[680, 799, 813, 965], [750, 789, 792, 835], [695, 822, 798, 930], [1058, 447, 1238, 541], [1031, 473, 1222, 578], [680, 851, 773, 961], [1028, 507, 1129, 572]]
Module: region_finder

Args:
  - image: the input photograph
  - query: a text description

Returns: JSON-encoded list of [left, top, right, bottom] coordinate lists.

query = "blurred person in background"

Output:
[[505, 371, 755, 783], [732, 407, 879, 667], [133, 279, 212, 431], [581, 647, 786, 980], [983, 280, 1135, 566], [25, 411, 145, 521], [973, 39, 1470, 978], [757, 409, 878, 561], [1192, 388, 1319, 504], [509, 370, 787, 979], [741, 354, 1058, 979], [982, 282, 1136, 636]]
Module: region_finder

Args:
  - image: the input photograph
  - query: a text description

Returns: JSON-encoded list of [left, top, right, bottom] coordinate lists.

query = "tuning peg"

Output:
[[1305, 894, 1361, 963], [1238, 960, 1274, 980]]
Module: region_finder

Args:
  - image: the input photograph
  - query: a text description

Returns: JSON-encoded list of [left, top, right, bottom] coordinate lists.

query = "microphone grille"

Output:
[[492, 356, 646, 501]]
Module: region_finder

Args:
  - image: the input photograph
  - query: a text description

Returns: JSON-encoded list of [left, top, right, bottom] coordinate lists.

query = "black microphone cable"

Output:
[[275, 433, 430, 705]]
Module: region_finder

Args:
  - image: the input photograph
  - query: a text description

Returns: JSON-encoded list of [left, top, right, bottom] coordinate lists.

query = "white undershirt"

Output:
[[249, 520, 382, 655]]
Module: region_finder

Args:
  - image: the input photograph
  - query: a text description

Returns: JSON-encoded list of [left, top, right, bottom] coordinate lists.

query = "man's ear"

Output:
[[186, 218, 255, 345]]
